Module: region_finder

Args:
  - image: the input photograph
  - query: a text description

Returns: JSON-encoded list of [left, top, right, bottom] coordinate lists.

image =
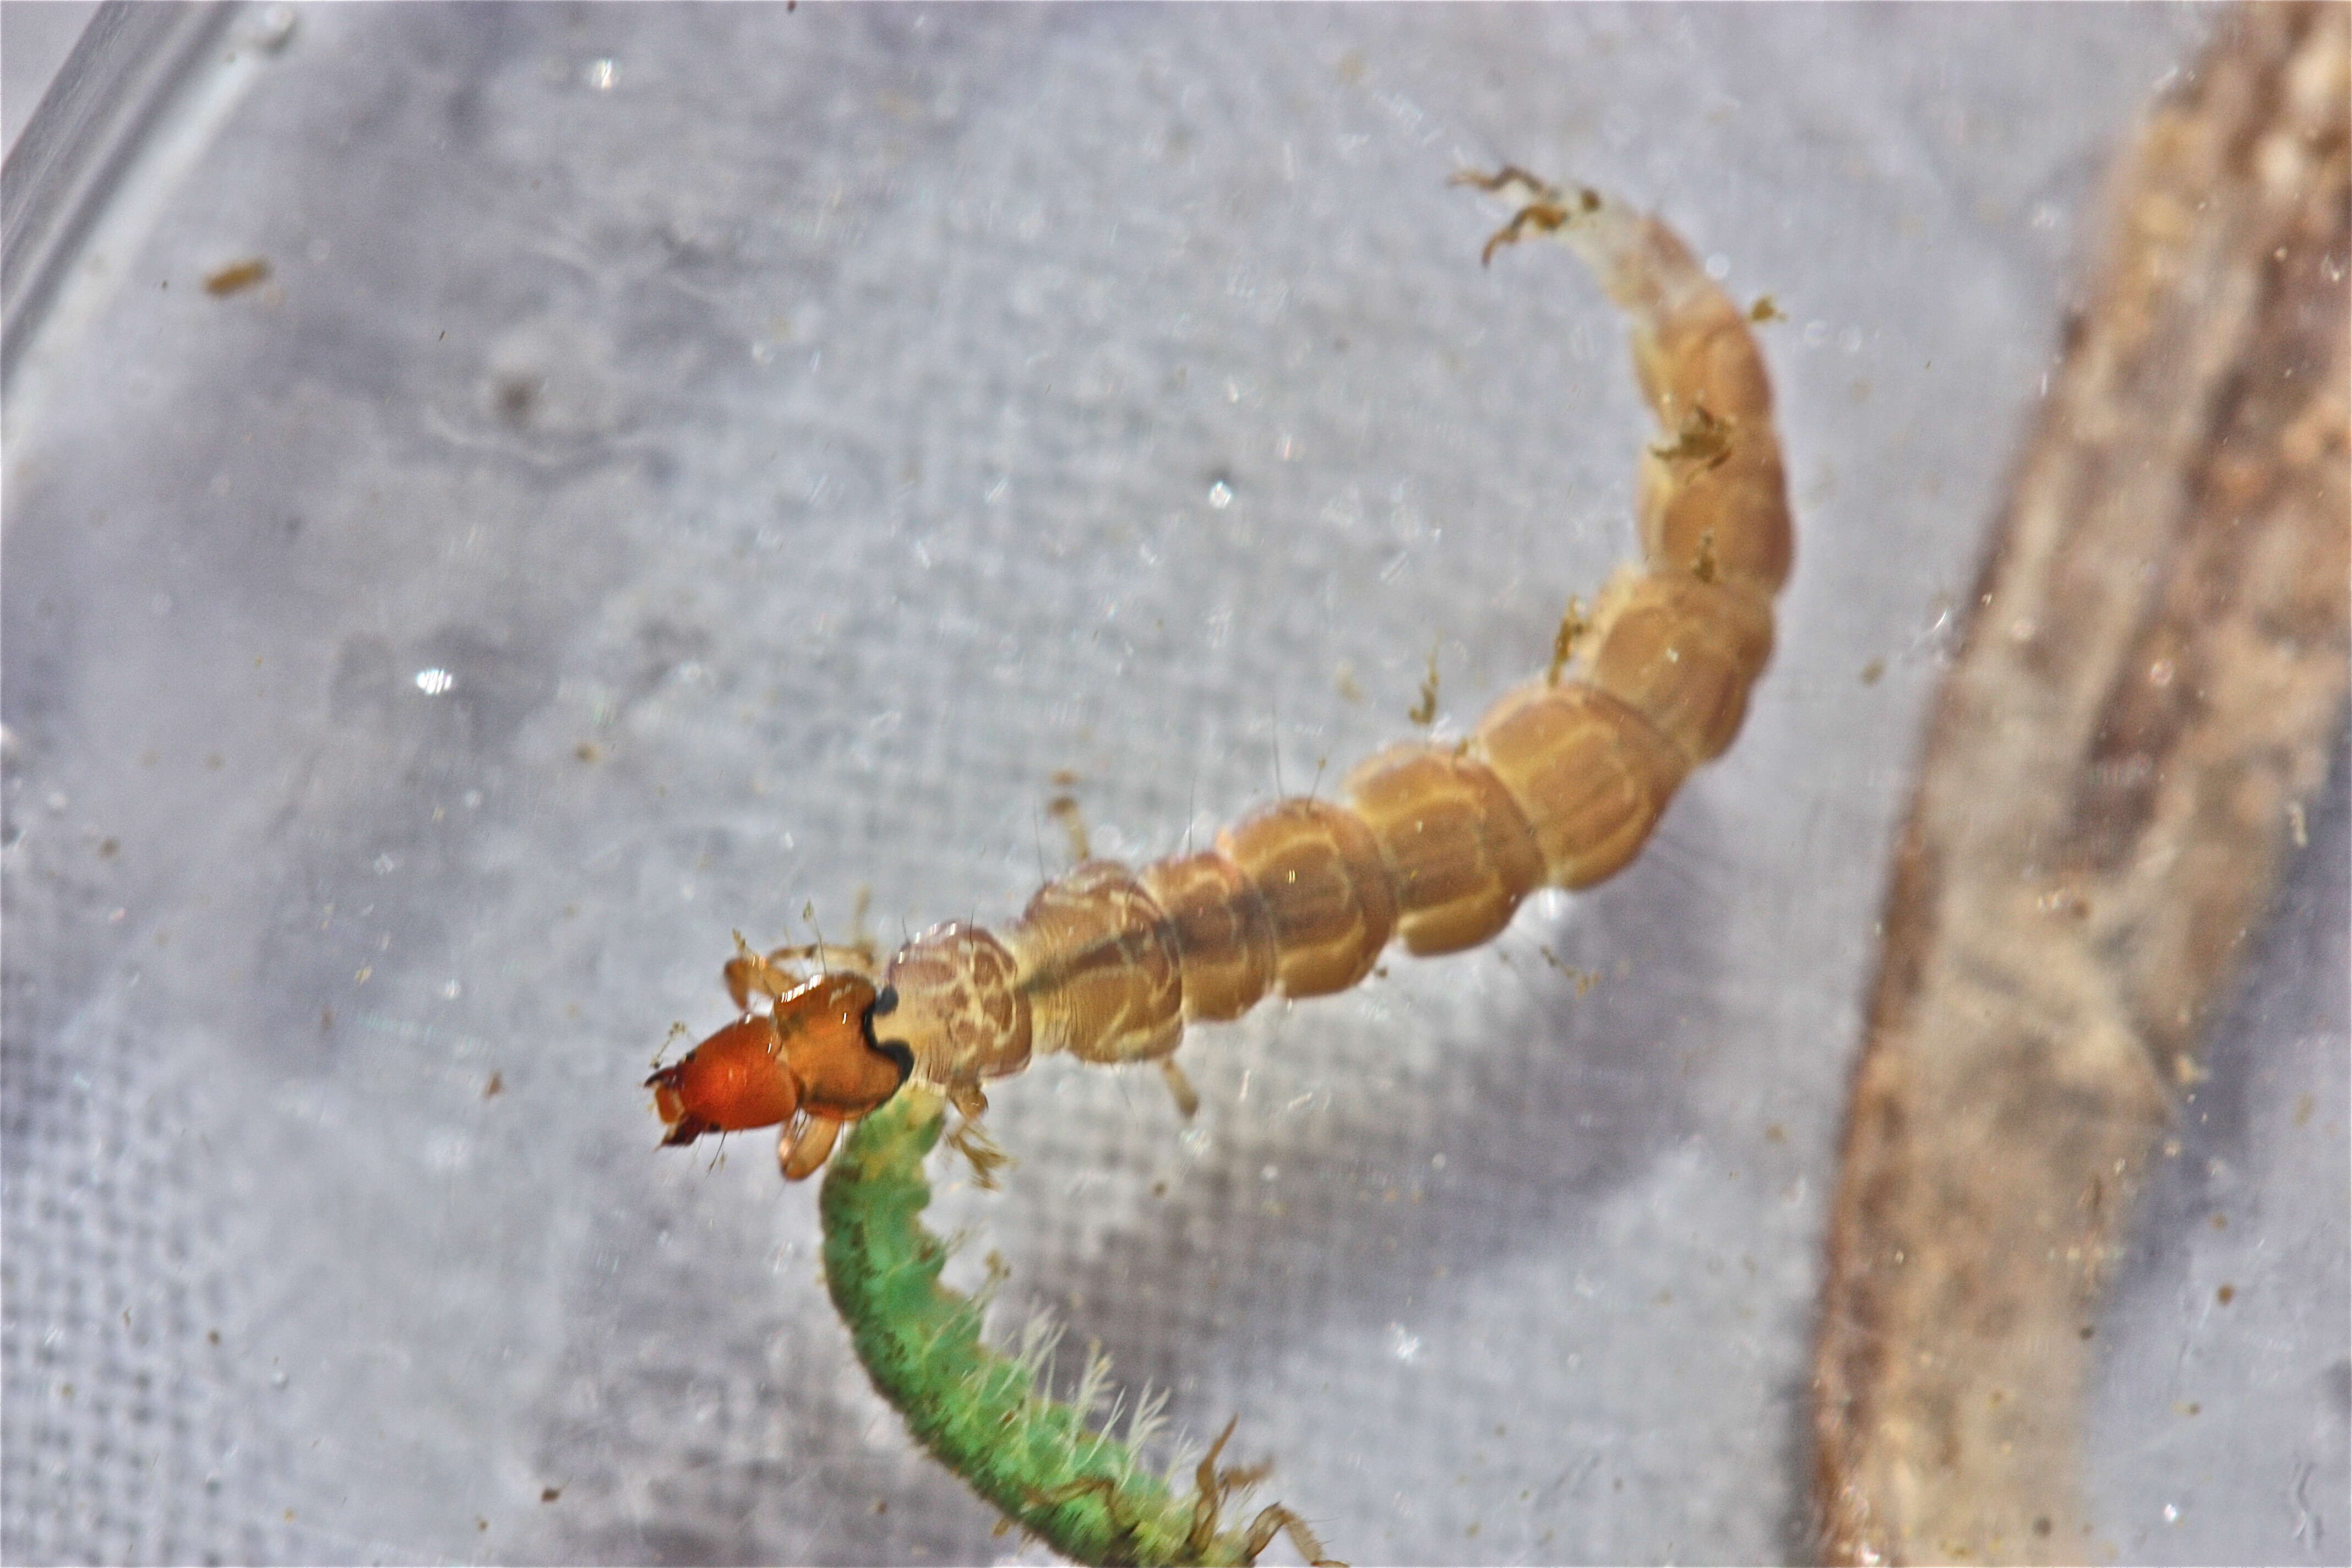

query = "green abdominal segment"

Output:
[[818, 1085, 1282, 1567]]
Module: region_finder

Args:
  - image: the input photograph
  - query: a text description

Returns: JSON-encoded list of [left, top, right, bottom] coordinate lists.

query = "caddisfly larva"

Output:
[[649, 167, 1793, 1183]]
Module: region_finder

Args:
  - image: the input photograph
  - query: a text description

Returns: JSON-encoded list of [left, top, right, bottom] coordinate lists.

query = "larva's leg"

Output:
[[794, 939, 881, 977], [1026, 1475, 1144, 1556], [1240, 1504, 1341, 1567], [944, 1116, 1009, 1190], [1447, 163, 1562, 203], [1545, 595, 1592, 685], [1476, 199, 1572, 266], [1651, 401, 1734, 473], [778, 1113, 842, 1180], [726, 938, 880, 1011], [1158, 1057, 1201, 1119], [724, 933, 805, 1011], [1181, 1419, 1238, 1558], [1451, 166, 1604, 264], [1183, 1418, 1277, 1560]]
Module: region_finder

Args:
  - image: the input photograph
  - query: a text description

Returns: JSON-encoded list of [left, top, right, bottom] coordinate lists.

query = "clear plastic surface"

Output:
[[3, 6, 2341, 1565]]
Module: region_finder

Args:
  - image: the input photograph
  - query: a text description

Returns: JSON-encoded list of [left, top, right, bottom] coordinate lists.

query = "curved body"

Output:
[[652, 170, 1792, 1180]]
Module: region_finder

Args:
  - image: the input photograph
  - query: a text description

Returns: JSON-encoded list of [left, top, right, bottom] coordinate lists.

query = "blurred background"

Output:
[[4, 5, 2342, 1564], [3, 3, 99, 150]]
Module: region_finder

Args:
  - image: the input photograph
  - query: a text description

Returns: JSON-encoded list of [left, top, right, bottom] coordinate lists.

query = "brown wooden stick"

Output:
[[1809, 6, 2350, 1562]]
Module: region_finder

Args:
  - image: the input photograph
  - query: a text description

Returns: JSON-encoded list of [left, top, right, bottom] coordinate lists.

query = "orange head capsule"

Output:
[[647, 971, 909, 1150], [647, 1014, 800, 1146]]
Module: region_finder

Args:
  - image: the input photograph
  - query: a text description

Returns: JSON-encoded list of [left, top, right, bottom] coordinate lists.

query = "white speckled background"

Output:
[[4, 6, 2342, 1564]]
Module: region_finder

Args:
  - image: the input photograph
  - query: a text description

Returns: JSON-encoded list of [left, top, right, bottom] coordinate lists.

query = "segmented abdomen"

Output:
[[873, 184, 1792, 1102]]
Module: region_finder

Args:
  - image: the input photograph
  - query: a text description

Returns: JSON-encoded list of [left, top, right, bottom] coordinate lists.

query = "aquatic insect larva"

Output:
[[820, 1085, 1339, 1567], [650, 167, 1793, 1182]]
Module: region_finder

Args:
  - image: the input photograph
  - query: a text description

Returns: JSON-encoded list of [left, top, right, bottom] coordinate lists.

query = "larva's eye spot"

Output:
[[872, 984, 899, 1016], [873, 1039, 914, 1084]]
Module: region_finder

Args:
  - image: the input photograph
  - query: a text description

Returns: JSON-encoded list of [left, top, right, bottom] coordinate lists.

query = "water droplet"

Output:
[[2162, 1503, 2179, 1523], [1387, 1322, 1423, 1363], [585, 58, 618, 91], [414, 668, 455, 695], [1207, 479, 1234, 509]]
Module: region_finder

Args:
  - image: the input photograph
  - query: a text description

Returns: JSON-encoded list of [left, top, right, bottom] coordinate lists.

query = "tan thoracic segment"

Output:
[[871, 171, 1792, 1113]]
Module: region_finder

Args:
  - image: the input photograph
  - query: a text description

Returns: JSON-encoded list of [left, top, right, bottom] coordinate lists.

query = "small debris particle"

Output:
[[541, 1487, 562, 1504], [2215, 1283, 2235, 1305], [204, 258, 271, 296], [1750, 295, 1787, 323], [1860, 658, 1885, 686], [483, 1072, 504, 1099]]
